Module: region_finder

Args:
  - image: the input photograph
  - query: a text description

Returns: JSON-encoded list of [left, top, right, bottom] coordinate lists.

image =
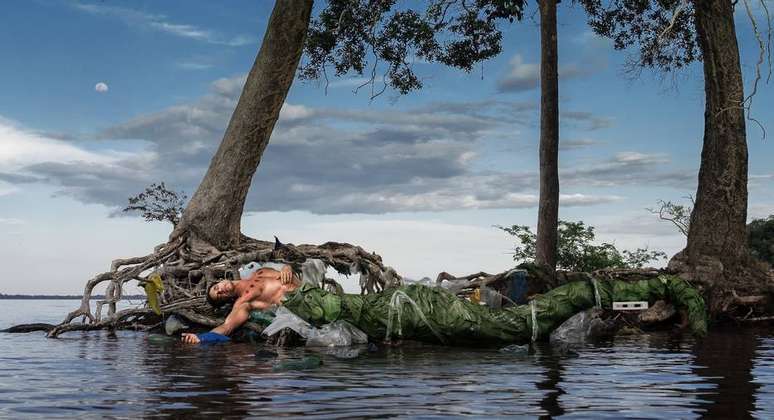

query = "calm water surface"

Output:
[[0, 300, 772, 418]]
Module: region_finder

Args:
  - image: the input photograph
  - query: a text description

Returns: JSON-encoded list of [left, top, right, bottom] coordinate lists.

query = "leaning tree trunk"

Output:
[[535, 0, 560, 274], [173, 0, 314, 250]]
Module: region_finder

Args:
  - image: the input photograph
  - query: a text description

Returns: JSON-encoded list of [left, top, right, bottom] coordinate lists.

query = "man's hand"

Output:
[[280, 265, 294, 285], [181, 333, 201, 344]]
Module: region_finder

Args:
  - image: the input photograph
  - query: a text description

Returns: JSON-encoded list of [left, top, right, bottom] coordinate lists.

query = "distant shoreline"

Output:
[[0, 295, 146, 300]]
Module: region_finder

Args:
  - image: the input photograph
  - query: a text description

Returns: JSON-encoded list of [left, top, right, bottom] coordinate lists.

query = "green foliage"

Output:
[[580, 0, 700, 72], [748, 215, 774, 265], [498, 220, 667, 272], [123, 182, 186, 226], [300, 0, 525, 95]]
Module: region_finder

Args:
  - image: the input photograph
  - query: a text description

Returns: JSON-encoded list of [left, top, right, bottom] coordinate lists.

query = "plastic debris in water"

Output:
[[164, 315, 188, 336], [272, 356, 323, 372], [499, 344, 530, 355], [306, 320, 368, 347]]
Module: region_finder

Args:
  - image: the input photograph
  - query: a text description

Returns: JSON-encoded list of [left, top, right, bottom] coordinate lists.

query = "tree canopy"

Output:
[[300, 0, 526, 95]]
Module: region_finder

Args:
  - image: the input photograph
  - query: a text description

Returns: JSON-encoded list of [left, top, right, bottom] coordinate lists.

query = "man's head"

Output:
[[206, 279, 236, 308]]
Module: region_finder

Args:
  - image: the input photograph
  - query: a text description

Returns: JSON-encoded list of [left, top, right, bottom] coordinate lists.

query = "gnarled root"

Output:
[[40, 232, 395, 339]]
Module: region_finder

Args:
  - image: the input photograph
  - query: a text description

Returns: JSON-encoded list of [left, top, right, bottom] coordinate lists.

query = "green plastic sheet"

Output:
[[281, 275, 706, 346]]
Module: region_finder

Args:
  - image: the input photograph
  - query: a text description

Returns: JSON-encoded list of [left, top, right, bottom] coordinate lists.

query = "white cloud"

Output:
[[0, 120, 115, 171], [72, 2, 253, 46], [177, 62, 214, 71], [0, 217, 24, 225], [95, 82, 109, 93], [497, 54, 599, 93]]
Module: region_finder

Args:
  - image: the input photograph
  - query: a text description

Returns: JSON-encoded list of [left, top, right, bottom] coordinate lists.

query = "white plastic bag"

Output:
[[549, 308, 612, 345], [305, 320, 368, 347], [262, 306, 313, 338], [263, 307, 369, 347]]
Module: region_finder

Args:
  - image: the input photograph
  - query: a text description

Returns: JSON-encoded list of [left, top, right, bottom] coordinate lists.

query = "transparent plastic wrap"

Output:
[[263, 307, 368, 347], [549, 308, 614, 345], [262, 306, 314, 338], [305, 321, 368, 347]]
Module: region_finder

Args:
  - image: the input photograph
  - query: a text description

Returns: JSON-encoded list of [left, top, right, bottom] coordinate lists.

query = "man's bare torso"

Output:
[[236, 267, 299, 309]]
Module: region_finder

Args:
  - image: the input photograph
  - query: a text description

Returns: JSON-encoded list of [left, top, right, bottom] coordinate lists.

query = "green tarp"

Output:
[[281, 275, 706, 346]]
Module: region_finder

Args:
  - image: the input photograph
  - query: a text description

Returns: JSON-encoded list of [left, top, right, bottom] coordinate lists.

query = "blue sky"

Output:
[[1, 1, 772, 294]]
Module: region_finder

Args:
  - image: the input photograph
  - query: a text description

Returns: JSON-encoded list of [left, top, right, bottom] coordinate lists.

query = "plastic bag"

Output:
[[263, 307, 368, 347], [262, 306, 314, 338], [301, 259, 326, 287], [305, 320, 368, 347], [549, 308, 612, 345], [439, 278, 471, 293]]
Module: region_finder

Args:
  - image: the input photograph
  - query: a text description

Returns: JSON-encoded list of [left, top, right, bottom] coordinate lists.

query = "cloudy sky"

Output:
[[1, 1, 772, 294]]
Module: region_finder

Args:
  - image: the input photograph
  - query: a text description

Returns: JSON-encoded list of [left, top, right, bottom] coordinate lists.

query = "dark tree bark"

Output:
[[173, 0, 314, 250], [535, 0, 560, 273], [671, 0, 749, 285]]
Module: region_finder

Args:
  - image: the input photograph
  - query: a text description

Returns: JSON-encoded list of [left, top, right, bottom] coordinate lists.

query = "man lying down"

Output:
[[182, 265, 708, 346]]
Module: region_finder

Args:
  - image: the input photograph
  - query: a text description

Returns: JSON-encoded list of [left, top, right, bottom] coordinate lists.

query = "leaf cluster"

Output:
[[748, 215, 774, 265], [580, 0, 701, 73], [123, 182, 187, 226], [498, 220, 667, 271], [300, 0, 525, 95]]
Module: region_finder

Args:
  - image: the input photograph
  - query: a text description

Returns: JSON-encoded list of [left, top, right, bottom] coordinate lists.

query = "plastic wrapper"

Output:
[[306, 320, 368, 347], [549, 308, 614, 345], [263, 307, 368, 347], [262, 306, 314, 338]]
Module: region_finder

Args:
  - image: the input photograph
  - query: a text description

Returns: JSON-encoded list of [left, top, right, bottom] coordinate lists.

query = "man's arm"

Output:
[[181, 302, 251, 344]]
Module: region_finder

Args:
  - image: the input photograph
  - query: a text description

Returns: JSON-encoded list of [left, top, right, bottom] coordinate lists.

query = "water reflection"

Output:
[[534, 345, 566, 418], [693, 326, 761, 419], [141, 341, 259, 417], [0, 305, 772, 418]]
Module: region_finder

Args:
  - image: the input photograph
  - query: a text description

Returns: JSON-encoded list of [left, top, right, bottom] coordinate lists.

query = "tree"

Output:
[[652, 199, 772, 267], [676, 0, 752, 284], [581, 1, 771, 300], [498, 220, 667, 272], [123, 182, 186, 226], [535, 0, 560, 273], [302, 0, 569, 274], [173, 0, 314, 250], [43, 0, 390, 338]]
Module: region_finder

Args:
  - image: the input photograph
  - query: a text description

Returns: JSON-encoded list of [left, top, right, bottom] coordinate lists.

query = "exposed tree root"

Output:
[[2, 323, 56, 333], [36, 232, 395, 338]]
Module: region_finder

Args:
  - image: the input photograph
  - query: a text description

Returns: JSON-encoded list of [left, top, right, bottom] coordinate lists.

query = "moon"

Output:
[[95, 82, 109, 93]]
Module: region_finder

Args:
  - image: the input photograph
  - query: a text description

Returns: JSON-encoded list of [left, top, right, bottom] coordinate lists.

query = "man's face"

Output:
[[209, 280, 235, 302]]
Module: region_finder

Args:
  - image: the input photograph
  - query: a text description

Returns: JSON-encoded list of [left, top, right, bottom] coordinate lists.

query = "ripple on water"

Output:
[[1, 303, 773, 418]]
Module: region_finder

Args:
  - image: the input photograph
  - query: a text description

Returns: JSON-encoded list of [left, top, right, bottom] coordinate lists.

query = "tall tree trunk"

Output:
[[671, 0, 748, 281], [173, 0, 314, 249], [535, 0, 560, 273]]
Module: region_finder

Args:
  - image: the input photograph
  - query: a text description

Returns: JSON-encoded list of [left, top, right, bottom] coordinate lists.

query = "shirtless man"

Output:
[[181, 265, 300, 344]]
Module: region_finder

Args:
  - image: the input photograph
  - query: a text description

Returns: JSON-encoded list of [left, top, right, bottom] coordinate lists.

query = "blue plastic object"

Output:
[[197, 332, 230, 343]]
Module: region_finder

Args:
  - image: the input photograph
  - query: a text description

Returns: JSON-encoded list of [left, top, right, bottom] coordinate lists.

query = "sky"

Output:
[[0, 1, 772, 294]]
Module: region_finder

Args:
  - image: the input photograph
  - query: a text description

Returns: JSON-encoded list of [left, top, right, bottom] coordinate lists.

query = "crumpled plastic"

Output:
[[262, 306, 368, 347], [549, 308, 614, 345], [306, 321, 368, 347]]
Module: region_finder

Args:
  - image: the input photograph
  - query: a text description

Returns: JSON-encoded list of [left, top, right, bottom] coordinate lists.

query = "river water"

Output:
[[0, 300, 772, 418]]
